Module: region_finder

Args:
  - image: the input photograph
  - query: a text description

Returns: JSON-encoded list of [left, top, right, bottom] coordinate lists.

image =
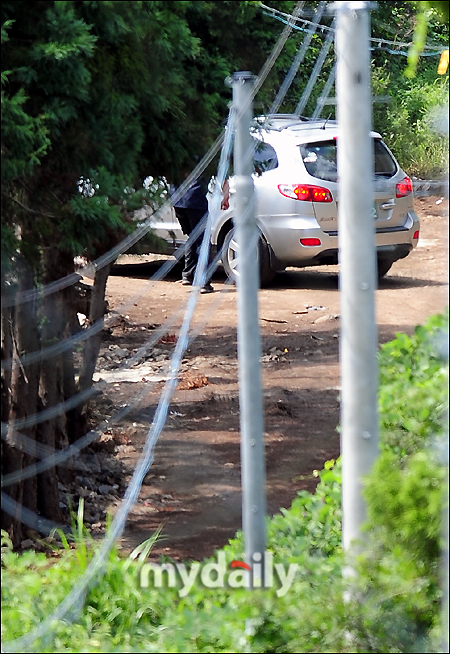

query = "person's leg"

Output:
[[184, 209, 204, 284], [187, 210, 214, 293], [175, 208, 195, 284], [178, 209, 214, 291]]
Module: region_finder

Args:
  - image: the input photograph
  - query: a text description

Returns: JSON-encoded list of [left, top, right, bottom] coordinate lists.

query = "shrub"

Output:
[[372, 70, 449, 178]]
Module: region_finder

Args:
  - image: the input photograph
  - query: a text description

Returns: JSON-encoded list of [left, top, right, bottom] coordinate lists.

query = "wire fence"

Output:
[[1, 1, 447, 650]]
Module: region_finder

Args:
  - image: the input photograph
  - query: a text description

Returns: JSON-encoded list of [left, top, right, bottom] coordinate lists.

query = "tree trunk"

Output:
[[35, 249, 80, 522], [36, 287, 66, 524], [1, 238, 112, 542], [77, 263, 111, 393], [1, 266, 40, 547], [1, 301, 24, 545], [64, 282, 89, 444]]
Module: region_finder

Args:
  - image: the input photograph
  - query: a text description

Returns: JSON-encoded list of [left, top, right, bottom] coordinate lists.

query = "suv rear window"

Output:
[[299, 138, 398, 182]]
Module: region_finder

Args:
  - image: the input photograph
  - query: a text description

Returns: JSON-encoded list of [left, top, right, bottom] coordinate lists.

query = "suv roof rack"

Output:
[[286, 119, 338, 132], [252, 114, 310, 131]]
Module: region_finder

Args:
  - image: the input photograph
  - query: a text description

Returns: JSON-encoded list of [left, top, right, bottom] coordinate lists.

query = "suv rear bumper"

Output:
[[270, 242, 413, 271], [267, 210, 419, 270]]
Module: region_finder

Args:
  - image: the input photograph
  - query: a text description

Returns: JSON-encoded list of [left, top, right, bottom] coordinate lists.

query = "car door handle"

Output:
[[380, 201, 395, 210]]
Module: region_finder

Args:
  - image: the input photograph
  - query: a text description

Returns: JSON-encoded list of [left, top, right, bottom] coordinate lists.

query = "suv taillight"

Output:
[[278, 184, 333, 202], [396, 176, 413, 198]]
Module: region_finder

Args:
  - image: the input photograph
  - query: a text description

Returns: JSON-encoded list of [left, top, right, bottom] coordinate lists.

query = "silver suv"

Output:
[[151, 114, 419, 285]]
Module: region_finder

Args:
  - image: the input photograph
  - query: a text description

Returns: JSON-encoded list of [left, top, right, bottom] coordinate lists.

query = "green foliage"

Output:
[[1, 18, 51, 183], [377, 309, 449, 457], [226, 458, 342, 564], [350, 310, 449, 652], [365, 451, 445, 561], [2, 0, 448, 266], [372, 69, 448, 177], [1, 82, 51, 182], [369, 2, 449, 177], [1, 0, 316, 268]]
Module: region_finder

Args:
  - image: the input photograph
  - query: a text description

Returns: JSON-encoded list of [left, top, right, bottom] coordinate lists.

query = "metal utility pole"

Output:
[[334, 1, 379, 553], [231, 71, 267, 585]]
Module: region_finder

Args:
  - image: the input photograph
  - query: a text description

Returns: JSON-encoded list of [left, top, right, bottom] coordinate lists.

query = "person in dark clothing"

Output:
[[172, 175, 214, 293]]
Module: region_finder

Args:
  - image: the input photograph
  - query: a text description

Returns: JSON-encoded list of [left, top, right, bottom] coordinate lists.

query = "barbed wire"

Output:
[[1, 251, 232, 488], [296, 15, 335, 116], [1, 0, 305, 454], [253, 1, 306, 98], [1, 492, 70, 536], [260, 2, 446, 54], [1, 214, 209, 372], [1, 26, 318, 481], [2, 64, 325, 470], [1, 110, 235, 441], [0, 142, 223, 309], [1, 0, 314, 468], [311, 62, 336, 119], [271, 0, 327, 116], [2, 4, 447, 653]]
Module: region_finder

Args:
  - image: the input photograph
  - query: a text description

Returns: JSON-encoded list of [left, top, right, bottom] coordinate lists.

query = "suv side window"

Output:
[[300, 139, 398, 182], [252, 139, 279, 176]]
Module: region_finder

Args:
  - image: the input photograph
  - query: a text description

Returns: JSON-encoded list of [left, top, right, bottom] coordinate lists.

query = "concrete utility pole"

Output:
[[334, 1, 379, 553], [231, 71, 267, 585]]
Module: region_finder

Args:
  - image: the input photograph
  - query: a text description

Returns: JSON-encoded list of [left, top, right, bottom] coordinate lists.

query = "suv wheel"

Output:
[[377, 258, 393, 279], [222, 229, 276, 287]]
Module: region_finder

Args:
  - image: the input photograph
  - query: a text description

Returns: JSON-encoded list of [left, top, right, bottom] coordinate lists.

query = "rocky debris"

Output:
[[57, 442, 128, 535], [177, 372, 209, 390], [158, 334, 177, 344], [305, 304, 327, 311], [261, 346, 289, 362], [93, 365, 168, 383], [313, 313, 340, 324]]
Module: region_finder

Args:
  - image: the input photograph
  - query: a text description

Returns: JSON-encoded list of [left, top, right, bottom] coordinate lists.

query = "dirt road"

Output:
[[96, 196, 448, 561]]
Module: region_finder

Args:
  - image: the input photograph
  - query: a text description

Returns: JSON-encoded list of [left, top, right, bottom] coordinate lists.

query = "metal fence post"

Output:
[[334, 1, 379, 553], [231, 71, 267, 586]]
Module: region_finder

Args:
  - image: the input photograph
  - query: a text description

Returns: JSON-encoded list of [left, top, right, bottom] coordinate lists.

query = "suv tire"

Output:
[[377, 258, 393, 280], [222, 229, 276, 287]]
